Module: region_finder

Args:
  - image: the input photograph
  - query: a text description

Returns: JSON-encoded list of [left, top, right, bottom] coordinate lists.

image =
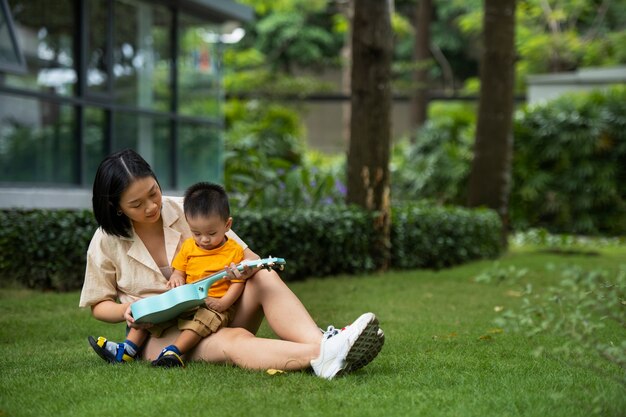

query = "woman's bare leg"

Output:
[[229, 268, 321, 344], [143, 325, 318, 370], [189, 328, 319, 370]]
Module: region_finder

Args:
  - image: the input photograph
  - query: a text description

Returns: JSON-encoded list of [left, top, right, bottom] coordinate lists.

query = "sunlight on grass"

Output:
[[1, 242, 625, 417]]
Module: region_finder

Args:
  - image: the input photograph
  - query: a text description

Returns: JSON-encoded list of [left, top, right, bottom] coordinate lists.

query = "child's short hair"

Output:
[[183, 182, 230, 221]]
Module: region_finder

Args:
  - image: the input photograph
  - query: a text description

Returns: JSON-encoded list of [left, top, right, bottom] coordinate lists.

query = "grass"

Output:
[[1, 243, 625, 417]]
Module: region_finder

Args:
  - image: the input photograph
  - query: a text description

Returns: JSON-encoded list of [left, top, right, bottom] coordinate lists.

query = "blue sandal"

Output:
[[152, 345, 185, 368], [88, 336, 134, 363]]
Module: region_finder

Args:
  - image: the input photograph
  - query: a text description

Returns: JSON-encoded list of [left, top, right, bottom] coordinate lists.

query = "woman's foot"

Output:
[[342, 327, 385, 374], [311, 312, 381, 379]]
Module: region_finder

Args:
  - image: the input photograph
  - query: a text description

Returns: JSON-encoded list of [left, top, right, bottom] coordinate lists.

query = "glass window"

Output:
[[86, 0, 109, 95], [178, 13, 221, 118], [83, 107, 107, 185], [0, 94, 76, 184], [4, 0, 75, 95], [113, 0, 172, 111], [177, 122, 222, 189], [113, 110, 173, 188], [0, 0, 26, 73]]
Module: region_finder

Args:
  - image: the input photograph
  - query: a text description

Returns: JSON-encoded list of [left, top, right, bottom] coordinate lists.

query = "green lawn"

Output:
[[1, 244, 624, 417]]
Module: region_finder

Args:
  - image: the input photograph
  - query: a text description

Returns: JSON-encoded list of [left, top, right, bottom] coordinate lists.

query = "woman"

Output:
[[79, 149, 384, 379]]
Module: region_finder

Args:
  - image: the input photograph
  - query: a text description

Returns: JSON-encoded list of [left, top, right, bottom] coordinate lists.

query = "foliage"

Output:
[[391, 202, 502, 270], [233, 0, 626, 97], [389, 87, 626, 235], [390, 102, 475, 205], [253, 12, 341, 73], [0, 209, 96, 291], [495, 264, 626, 387], [453, 0, 626, 91], [223, 99, 345, 208], [0, 203, 502, 290], [510, 86, 626, 235], [234, 1, 343, 74]]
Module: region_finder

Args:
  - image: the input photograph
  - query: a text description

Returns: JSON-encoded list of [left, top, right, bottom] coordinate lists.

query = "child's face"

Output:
[[187, 213, 232, 251]]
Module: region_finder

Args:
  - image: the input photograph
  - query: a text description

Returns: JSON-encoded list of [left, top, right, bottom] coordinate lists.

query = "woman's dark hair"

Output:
[[92, 149, 160, 237], [184, 182, 230, 221]]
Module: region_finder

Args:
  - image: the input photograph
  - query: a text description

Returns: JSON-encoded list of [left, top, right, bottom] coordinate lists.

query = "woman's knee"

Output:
[[221, 326, 254, 340], [247, 268, 283, 293], [188, 327, 253, 363]]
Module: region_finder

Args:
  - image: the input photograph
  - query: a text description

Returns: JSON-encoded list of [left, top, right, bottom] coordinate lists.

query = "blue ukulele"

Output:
[[131, 257, 286, 324]]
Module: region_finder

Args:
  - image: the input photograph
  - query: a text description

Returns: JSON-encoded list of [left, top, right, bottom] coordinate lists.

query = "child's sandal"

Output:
[[88, 336, 134, 363], [152, 346, 185, 368]]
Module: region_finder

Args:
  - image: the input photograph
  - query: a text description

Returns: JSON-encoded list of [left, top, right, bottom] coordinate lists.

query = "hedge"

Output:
[[0, 204, 502, 291], [391, 203, 503, 269], [0, 209, 96, 291]]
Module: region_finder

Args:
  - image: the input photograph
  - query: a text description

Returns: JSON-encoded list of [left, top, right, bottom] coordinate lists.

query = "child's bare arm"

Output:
[[205, 281, 244, 312]]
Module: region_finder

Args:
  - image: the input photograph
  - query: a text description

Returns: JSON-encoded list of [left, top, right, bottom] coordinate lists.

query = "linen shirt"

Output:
[[78, 196, 247, 308]]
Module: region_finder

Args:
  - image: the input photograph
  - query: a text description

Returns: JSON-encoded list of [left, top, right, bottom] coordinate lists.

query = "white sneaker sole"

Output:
[[313, 313, 376, 379], [338, 313, 383, 375], [342, 327, 384, 374]]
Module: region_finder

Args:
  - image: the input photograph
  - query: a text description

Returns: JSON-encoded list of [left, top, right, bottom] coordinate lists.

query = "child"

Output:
[[89, 182, 249, 367]]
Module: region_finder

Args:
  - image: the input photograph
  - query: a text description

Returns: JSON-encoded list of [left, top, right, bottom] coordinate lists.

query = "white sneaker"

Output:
[[343, 327, 385, 374], [311, 312, 377, 380]]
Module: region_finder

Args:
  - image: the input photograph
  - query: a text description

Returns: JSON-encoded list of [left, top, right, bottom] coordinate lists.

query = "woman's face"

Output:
[[118, 176, 162, 225]]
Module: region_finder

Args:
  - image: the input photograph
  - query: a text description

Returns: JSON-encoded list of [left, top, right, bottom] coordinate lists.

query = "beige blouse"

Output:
[[79, 196, 247, 308]]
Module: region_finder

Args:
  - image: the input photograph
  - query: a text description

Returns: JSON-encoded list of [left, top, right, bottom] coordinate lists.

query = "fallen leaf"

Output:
[[494, 305, 504, 312], [505, 290, 523, 297], [478, 334, 492, 341], [266, 369, 285, 376], [488, 328, 503, 334]]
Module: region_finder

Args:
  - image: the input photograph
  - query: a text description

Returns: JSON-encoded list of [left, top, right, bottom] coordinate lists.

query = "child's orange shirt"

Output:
[[172, 237, 244, 298]]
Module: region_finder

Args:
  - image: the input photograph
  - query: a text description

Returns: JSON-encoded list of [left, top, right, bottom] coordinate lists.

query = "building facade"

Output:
[[0, 0, 251, 208]]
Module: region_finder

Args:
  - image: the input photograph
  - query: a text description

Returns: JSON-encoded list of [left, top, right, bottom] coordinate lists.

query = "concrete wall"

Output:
[[527, 66, 626, 105]]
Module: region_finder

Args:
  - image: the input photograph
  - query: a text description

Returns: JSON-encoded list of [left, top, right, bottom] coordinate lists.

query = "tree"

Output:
[[347, 0, 393, 269], [466, 0, 517, 246], [410, 0, 433, 132]]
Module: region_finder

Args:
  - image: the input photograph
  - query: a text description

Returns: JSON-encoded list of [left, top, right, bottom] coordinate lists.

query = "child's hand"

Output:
[[125, 304, 153, 329], [205, 297, 227, 313], [224, 262, 256, 281], [167, 275, 185, 289]]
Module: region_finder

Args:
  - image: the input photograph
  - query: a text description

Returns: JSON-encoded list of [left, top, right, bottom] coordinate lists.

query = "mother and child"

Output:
[[80, 149, 384, 379]]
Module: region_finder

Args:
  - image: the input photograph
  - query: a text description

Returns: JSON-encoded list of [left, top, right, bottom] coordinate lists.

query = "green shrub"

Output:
[[391, 203, 503, 269], [391, 102, 475, 205], [0, 204, 502, 290], [511, 86, 626, 235], [0, 209, 97, 291]]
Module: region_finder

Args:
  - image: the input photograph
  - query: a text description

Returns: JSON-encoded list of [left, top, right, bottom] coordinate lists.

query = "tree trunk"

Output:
[[347, 0, 393, 269], [467, 0, 517, 248], [410, 0, 432, 136], [340, 0, 354, 150]]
